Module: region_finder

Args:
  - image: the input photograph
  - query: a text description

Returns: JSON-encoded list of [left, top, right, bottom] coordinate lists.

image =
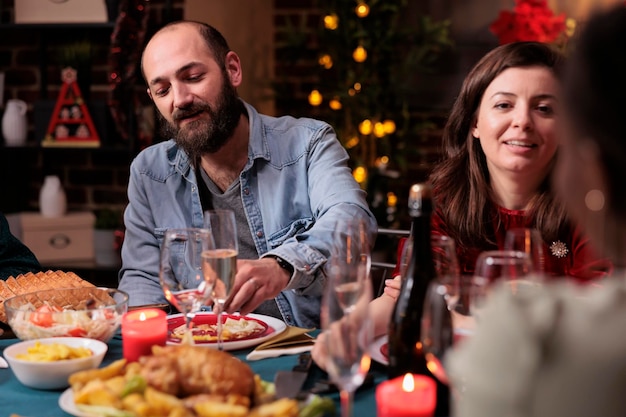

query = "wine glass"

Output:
[[328, 218, 371, 313], [471, 249, 540, 320], [202, 209, 238, 351], [321, 260, 374, 417], [159, 227, 213, 345], [420, 236, 461, 385], [504, 227, 546, 279], [431, 235, 460, 306], [422, 273, 489, 389]]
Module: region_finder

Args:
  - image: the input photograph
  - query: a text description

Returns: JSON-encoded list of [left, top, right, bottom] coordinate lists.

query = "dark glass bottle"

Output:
[[387, 182, 450, 416]]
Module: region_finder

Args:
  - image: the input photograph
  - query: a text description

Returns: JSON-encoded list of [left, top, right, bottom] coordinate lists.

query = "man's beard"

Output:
[[159, 78, 243, 163]]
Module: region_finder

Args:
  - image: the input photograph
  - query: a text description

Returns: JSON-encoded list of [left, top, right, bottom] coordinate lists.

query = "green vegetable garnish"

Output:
[[120, 375, 147, 397], [299, 394, 336, 417]]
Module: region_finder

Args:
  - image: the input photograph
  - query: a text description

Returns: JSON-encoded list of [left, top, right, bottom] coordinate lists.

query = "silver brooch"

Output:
[[550, 241, 569, 258]]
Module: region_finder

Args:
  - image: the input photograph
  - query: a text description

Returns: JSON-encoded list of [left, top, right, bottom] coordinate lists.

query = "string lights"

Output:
[[294, 0, 452, 225]]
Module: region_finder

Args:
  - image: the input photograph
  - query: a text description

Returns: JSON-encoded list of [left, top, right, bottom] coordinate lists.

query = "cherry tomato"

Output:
[[29, 305, 56, 327], [68, 327, 87, 337]]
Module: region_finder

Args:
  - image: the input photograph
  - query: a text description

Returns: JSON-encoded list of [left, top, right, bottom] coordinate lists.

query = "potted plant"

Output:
[[94, 208, 124, 266]]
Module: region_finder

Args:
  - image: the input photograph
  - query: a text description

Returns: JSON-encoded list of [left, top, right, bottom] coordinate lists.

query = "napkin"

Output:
[[0, 356, 8, 369], [246, 326, 315, 361]]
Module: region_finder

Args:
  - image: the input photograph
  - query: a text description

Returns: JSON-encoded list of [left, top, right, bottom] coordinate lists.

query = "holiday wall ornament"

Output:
[[42, 67, 100, 148]]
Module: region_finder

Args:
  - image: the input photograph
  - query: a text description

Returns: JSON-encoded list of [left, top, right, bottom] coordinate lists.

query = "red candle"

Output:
[[122, 308, 168, 362], [376, 373, 437, 417]]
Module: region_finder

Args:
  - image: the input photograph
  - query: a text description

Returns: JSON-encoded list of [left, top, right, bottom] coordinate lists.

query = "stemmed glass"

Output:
[[328, 218, 371, 313], [474, 249, 537, 297], [504, 227, 546, 279], [202, 209, 238, 351], [159, 227, 213, 345], [321, 257, 374, 417], [420, 235, 461, 385], [431, 235, 460, 305]]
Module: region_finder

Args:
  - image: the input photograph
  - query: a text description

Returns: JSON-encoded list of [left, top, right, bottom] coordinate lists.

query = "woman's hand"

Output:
[[311, 331, 328, 371], [382, 275, 402, 301]]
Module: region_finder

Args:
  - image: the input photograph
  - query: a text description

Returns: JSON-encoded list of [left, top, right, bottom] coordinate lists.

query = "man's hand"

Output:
[[224, 257, 291, 315]]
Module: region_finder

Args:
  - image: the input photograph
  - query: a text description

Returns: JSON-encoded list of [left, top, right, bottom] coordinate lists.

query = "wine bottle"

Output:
[[387, 182, 450, 416]]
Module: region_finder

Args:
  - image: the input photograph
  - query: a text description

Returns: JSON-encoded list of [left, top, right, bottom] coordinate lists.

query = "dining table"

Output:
[[0, 330, 387, 417]]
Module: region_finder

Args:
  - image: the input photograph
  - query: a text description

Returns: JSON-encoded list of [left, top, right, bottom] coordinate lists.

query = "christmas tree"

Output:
[[276, 0, 452, 226]]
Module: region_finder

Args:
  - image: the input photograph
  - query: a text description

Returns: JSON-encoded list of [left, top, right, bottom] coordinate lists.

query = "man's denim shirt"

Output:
[[118, 101, 377, 328]]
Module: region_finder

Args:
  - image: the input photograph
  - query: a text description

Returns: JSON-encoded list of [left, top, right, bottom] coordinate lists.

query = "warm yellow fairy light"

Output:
[[383, 119, 396, 134], [375, 156, 389, 167], [329, 98, 342, 110], [355, 2, 370, 18], [387, 192, 398, 207], [324, 14, 339, 30], [353, 82, 362, 91], [566, 18, 576, 37], [348, 88, 356, 96], [353, 45, 367, 62], [345, 136, 359, 148], [353, 166, 367, 184], [373, 122, 386, 138], [359, 119, 373, 135], [318, 54, 333, 69], [308, 89, 323, 106]]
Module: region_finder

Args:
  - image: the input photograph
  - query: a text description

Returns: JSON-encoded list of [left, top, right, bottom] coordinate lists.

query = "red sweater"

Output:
[[392, 206, 611, 283]]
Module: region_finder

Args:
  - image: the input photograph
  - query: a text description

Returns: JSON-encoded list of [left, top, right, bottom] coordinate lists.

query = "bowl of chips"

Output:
[[3, 337, 108, 389]]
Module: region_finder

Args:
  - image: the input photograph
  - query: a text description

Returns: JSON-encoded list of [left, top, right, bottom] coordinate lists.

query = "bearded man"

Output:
[[118, 21, 376, 328]]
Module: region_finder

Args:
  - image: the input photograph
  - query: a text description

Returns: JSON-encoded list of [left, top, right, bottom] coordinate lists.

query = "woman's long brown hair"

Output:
[[429, 42, 569, 251]]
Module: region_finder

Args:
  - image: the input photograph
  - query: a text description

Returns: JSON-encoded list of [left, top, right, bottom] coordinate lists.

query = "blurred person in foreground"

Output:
[[447, 5, 626, 417], [118, 21, 376, 328], [0, 212, 41, 280]]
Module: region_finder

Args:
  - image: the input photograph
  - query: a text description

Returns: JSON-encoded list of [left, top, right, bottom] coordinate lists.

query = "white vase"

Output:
[[2, 99, 28, 146], [39, 175, 67, 218]]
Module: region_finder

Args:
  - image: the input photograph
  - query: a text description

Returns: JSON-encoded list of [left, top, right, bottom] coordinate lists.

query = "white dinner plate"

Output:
[[369, 335, 389, 365], [166, 312, 287, 351], [59, 388, 94, 417]]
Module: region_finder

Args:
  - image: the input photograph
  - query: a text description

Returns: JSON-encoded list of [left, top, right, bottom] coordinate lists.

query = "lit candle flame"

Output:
[[402, 373, 415, 392], [139, 312, 147, 321]]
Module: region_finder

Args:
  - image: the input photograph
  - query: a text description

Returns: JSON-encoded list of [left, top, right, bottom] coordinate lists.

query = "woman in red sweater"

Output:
[[389, 41, 610, 286]]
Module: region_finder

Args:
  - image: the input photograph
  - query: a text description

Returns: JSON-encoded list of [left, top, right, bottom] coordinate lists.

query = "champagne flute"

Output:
[[159, 227, 213, 345], [321, 262, 374, 417], [202, 209, 238, 351], [328, 218, 371, 313], [504, 227, 546, 279]]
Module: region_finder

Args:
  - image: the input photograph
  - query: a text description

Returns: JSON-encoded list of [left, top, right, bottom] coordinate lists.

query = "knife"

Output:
[[274, 352, 314, 399]]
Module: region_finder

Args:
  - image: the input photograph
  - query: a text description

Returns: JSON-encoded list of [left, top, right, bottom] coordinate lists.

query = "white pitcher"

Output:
[[39, 175, 67, 218], [2, 99, 28, 146]]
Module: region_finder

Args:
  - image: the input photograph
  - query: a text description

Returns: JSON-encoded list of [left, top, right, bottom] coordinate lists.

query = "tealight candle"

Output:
[[121, 308, 168, 362], [376, 373, 437, 417]]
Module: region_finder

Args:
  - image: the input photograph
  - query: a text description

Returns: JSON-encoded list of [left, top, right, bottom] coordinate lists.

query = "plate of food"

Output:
[[60, 344, 336, 417], [369, 334, 389, 365], [166, 312, 286, 350], [59, 389, 91, 417]]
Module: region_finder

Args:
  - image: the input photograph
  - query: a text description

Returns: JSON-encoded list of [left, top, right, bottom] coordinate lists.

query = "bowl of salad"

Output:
[[4, 287, 128, 342]]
